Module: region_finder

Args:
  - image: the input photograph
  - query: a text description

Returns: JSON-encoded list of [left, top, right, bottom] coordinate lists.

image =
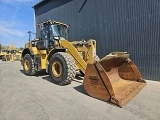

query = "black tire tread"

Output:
[[50, 52, 76, 85], [30, 55, 37, 76], [23, 54, 37, 76]]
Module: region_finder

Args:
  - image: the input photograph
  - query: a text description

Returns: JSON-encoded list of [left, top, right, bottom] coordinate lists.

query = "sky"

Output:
[[0, 0, 40, 48]]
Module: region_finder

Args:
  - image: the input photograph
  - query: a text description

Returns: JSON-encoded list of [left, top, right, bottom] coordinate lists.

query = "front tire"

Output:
[[49, 52, 76, 85], [22, 54, 37, 76]]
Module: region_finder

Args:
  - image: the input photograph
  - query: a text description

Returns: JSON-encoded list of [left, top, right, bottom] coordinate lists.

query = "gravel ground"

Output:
[[0, 61, 160, 120]]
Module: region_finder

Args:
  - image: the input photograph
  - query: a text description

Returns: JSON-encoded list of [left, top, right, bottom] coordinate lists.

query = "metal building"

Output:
[[33, 0, 160, 81]]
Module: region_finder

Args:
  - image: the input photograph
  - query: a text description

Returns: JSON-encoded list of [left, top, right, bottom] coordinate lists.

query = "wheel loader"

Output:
[[21, 20, 146, 107], [1, 49, 21, 61], [1, 44, 22, 62], [1, 49, 10, 61]]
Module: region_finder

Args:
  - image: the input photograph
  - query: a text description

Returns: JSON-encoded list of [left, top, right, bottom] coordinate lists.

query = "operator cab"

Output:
[[37, 20, 69, 50]]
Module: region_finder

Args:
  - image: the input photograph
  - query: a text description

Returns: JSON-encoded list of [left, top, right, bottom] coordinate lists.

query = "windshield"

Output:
[[50, 24, 68, 40]]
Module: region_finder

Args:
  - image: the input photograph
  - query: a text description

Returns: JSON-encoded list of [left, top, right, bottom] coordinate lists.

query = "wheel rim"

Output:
[[24, 59, 30, 71], [52, 61, 62, 78]]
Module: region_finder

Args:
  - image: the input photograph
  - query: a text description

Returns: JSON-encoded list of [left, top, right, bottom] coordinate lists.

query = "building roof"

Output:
[[32, 0, 49, 8]]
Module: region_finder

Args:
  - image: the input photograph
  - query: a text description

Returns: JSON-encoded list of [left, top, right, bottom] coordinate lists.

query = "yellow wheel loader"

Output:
[[1, 49, 10, 61], [21, 20, 146, 107], [1, 50, 21, 62], [1, 43, 22, 62]]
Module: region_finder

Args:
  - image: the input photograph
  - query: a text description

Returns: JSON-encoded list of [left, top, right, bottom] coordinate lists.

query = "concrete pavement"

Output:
[[0, 61, 160, 120]]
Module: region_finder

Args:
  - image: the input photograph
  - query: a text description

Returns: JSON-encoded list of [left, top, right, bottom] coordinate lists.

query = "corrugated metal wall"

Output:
[[34, 0, 160, 81]]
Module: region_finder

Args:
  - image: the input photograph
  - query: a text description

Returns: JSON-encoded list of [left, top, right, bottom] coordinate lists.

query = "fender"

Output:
[[47, 48, 66, 61], [22, 48, 33, 58]]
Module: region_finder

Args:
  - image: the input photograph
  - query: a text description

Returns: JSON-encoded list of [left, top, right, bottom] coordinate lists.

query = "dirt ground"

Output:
[[0, 61, 160, 120]]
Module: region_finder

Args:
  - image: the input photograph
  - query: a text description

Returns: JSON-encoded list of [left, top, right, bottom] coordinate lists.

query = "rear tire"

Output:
[[49, 52, 76, 85], [2, 56, 6, 61], [22, 54, 37, 76], [6, 55, 10, 61]]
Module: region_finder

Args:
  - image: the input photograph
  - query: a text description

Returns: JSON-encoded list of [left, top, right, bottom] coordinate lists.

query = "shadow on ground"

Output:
[[73, 85, 88, 96], [41, 73, 88, 96], [73, 74, 89, 96], [20, 69, 88, 96], [41, 74, 84, 85], [42, 75, 57, 84], [19, 69, 124, 107], [19, 69, 48, 76]]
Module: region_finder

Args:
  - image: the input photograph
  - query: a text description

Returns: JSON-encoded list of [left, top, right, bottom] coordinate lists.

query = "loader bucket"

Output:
[[83, 52, 146, 107]]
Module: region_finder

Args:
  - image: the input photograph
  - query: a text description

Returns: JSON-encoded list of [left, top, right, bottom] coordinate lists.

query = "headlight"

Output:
[[54, 36, 60, 40]]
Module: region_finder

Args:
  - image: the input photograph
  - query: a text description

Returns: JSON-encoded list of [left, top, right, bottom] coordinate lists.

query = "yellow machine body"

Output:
[[22, 39, 96, 71], [21, 20, 146, 107]]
